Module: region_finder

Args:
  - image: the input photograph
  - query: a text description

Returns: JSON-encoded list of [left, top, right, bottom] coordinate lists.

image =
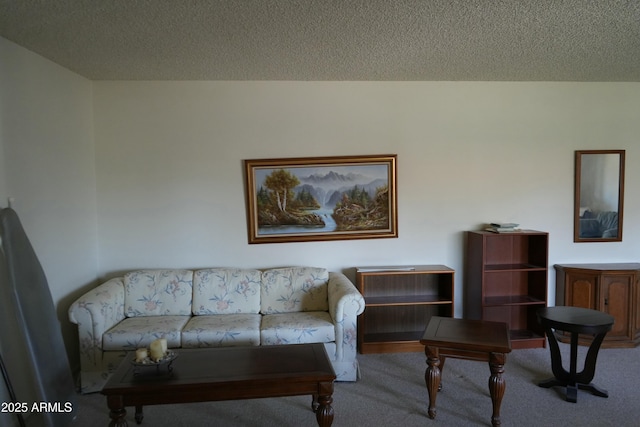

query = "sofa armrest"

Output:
[[328, 272, 365, 321], [328, 272, 365, 364], [68, 278, 126, 369]]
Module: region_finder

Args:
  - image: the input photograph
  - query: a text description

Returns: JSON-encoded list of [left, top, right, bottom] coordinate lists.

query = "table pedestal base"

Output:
[[538, 377, 608, 403], [537, 307, 613, 403]]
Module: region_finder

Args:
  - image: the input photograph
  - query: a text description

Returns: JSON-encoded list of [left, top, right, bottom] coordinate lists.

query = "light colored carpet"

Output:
[[72, 343, 639, 426]]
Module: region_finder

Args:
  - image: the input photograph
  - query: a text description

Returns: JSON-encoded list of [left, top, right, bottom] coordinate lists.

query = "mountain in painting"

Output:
[[297, 172, 384, 208]]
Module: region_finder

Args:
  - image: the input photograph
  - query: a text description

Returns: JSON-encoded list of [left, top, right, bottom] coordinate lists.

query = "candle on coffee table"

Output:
[[135, 348, 148, 362], [159, 338, 167, 354], [149, 339, 164, 361]]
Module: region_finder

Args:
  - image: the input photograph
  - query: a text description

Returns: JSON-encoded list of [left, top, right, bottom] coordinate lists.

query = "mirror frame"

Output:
[[574, 150, 625, 242]]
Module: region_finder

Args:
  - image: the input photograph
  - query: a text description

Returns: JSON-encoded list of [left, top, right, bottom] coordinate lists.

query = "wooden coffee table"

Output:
[[101, 344, 336, 426]]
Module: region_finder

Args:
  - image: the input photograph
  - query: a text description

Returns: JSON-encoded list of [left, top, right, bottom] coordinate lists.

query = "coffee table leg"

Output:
[[313, 381, 334, 427], [315, 394, 334, 427], [424, 346, 441, 419], [488, 352, 506, 427], [107, 395, 128, 427], [134, 405, 143, 424]]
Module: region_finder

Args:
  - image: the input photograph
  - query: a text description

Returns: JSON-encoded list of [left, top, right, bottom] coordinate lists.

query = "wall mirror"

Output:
[[574, 150, 625, 242]]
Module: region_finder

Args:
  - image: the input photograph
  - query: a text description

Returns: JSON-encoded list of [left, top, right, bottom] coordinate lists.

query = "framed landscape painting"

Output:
[[244, 155, 397, 244]]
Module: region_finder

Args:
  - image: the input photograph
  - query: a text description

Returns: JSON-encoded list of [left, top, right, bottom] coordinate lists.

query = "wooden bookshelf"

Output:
[[464, 230, 548, 349], [356, 265, 454, 353]]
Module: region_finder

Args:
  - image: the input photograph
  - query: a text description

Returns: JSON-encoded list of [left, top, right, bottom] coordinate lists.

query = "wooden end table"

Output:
[[420, 316, 512, 427], [101, 344, 336, 427], [537, 306, 614, 403]]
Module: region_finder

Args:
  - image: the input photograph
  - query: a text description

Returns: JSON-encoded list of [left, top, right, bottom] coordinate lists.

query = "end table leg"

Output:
[[424, 346, 441, 419], [488, 352, 506, 427], [578, 383, 608, 398], [566, 384, 578, 403], [574, 331, 609, 400]]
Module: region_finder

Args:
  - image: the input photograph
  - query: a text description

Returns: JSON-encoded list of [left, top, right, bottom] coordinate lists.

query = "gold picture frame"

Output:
[[244, 154, 398, 244]]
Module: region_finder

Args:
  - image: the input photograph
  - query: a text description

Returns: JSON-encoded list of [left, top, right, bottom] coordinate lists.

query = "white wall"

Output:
[[93, 81, 640, 313], [0, 37, 98, 385]]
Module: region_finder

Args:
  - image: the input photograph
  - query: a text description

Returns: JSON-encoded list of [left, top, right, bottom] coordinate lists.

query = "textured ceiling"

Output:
[[1, 1, 639, 81]]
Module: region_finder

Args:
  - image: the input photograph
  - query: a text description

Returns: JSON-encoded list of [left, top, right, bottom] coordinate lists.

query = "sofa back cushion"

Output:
[[192, 268, 262, 314], [261, 267, 329, 314], [597, 211, 618, 230], [124, 270, 193, 317]]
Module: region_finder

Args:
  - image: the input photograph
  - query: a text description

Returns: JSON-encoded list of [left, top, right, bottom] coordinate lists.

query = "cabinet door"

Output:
[[566, 273, 597, 309], [601, 274, 632, 340]]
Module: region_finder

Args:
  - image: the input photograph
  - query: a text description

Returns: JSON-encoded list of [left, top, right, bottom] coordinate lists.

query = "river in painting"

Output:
[[258, 208, 337, 235]]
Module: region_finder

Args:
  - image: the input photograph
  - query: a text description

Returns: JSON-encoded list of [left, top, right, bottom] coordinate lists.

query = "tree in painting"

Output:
[[258, 169, 324, 228], [263, 169, 299, 213], [332, 184, 389, 230]]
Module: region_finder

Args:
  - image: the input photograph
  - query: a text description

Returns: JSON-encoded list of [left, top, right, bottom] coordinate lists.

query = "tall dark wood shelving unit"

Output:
[[464, 230, 548, 349], [356, 265, 454, 354]]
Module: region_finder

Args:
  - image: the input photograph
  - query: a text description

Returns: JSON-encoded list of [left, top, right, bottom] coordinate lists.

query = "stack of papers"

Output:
[[485, 223, 521, 233]]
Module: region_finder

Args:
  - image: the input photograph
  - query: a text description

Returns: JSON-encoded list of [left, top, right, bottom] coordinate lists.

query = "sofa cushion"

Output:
[[597, 211, 618, 231], [181, 314, 261, 348], [124, 269, 193, 317], [579, 218, 602, 238], [260, 267, 329, 314], [192, 268, 261, 315], [260, 311, 335, 345], [103, 315, 189, 350]]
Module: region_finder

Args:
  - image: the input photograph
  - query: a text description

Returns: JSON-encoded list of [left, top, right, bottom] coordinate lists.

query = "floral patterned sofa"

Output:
[[68, 266, 365, 393]]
